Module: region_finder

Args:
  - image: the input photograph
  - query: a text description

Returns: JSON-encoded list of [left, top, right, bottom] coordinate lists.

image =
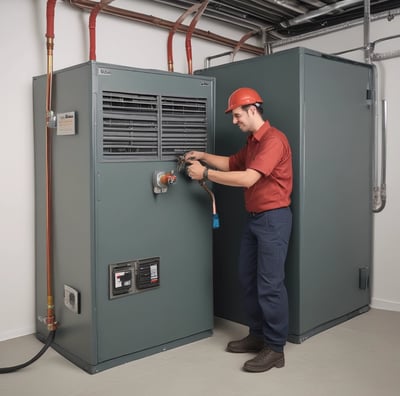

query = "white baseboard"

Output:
[[0, 326, 35, 342], [371, 297, 400, 312]]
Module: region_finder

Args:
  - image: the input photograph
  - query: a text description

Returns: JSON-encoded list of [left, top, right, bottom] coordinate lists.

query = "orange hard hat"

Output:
[[225, 87, 263, 113]]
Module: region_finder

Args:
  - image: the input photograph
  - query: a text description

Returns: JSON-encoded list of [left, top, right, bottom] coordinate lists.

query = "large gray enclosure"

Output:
[[198, 47, 373, 342], [33, 62, 215, 373]]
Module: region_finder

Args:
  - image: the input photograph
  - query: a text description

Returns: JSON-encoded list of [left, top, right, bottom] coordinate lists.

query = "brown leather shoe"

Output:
[[243, 347, 285, 372], [226, 335, 264, 353]]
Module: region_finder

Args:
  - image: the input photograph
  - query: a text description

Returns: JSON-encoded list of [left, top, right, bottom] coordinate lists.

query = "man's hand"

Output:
[[184, 151, 204, 162], [186, 160, 206, 181]]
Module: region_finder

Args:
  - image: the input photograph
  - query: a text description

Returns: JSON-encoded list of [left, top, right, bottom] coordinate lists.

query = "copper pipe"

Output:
[[232, 30, 259, 61], [185, 0, 209, 75], [167, 3, 201, 72], [45, 0, 57, 332], [89, 0, 114, 61], [200, 181, 217, 215], [66, 0, 264, 56]]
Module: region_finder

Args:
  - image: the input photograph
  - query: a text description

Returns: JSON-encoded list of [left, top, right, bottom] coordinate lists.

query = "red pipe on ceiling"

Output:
[[67, 0, 264, 56]]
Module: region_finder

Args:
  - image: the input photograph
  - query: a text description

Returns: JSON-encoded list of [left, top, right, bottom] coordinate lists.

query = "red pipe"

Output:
[[89, 4, 101, 60], [46, 0, 56, 39], [185, 0, 209, 74], [231, 30, 259, 61], [68, 0, 264, 56], [89, 0, 114, 61], [167, 4, 201, 72], [45, 0, 57, 332]]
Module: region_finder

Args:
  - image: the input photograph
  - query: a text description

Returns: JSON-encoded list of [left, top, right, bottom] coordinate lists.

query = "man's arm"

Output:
[[184, 151, 230, 171]]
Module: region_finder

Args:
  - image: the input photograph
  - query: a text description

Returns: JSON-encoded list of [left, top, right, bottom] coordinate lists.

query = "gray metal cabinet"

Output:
[[198, 47, 372, 343], [33, 62, 215, 372]]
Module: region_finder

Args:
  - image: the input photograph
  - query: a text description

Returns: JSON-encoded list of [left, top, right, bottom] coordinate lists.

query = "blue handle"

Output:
[[212, 214, 220, 229]]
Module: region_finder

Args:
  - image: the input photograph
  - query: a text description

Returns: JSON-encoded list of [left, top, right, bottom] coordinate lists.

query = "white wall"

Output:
[[0, 0, 399, 341]]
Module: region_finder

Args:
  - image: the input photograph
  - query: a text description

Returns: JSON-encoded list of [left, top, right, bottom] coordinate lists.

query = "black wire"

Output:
[[0, 331, 56, 374]]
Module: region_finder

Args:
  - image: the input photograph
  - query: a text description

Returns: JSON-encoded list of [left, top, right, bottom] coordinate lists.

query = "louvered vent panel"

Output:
[[161, 96, 208, 159], [102, 92, 208, 161], [102, 91, 159, 159]]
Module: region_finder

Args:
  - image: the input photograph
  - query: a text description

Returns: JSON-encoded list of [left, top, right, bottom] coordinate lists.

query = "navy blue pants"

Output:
[[238, 207, 292, 353]]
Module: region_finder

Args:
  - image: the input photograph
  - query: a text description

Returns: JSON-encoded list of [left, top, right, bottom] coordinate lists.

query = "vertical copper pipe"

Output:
[[167, 3, 201, 72], [231, 30, 259, 61], [45, 0, 57, 332], [185, 0, 209, 74]]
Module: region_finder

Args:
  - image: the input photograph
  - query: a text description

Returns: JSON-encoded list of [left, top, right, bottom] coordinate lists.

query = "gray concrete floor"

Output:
[[1, 308, 399, 396]]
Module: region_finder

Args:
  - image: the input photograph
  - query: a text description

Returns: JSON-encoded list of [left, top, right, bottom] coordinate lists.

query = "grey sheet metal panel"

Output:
[[33, 62, 215, 372], [33, 64, 97, 365], [197, 47, 372, 342], [297, 52, 372, 337]]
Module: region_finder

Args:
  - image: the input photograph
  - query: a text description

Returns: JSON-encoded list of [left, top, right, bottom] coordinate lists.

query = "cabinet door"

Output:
[[299, 54, 372, 333]]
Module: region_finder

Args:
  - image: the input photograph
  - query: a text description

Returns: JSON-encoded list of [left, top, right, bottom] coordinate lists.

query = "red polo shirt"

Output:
[[229, 120, 293, 213]]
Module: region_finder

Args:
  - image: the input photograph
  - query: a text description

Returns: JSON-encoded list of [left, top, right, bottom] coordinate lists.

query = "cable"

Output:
[[0, 331, 55, 374]]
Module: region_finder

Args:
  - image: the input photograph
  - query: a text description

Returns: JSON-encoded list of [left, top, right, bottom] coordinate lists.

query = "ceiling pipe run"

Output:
[[271, 8, 400, 49], [152, 0, 272, 31], [167, 3, 201, 72], [266, 0, 308, 15], [65, 0, 264, 56], [89, 0, 115, 61], [280, 0, 363, 28]]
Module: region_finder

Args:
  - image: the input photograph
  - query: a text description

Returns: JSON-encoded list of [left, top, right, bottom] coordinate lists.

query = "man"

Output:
[[185, 87, 293, 373]]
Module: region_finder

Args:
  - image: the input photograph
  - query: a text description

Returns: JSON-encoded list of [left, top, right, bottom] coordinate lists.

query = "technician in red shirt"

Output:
[[186, 87, 293, 373]]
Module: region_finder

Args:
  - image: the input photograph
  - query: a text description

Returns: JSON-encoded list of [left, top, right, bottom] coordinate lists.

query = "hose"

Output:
[[199, 180, 220, 229], [0, 331, 55, 374], [177, 154, 220, 229]]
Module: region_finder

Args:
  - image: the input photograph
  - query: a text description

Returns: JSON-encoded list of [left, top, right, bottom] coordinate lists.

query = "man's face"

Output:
[[231, 106, 253, 132]]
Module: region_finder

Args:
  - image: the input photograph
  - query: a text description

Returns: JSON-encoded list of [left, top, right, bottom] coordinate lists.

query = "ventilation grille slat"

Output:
[[102, 91, 208, 161], [161, 96, 207, 157]]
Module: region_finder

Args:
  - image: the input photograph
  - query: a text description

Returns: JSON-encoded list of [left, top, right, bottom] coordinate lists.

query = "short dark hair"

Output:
[[242, 103, 263, 115]]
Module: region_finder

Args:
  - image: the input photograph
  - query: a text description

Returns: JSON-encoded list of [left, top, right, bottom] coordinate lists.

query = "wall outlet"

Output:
[[64, 285, 80, 314]]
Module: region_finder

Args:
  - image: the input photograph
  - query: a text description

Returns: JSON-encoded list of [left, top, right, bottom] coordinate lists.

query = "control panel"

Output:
[[109, 257, 160, 299]]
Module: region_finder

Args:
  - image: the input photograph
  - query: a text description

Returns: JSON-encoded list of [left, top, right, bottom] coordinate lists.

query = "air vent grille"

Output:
[[102, 91, 208, 161], [102, 92, 158, 159], [162, 96, 208, 158]]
